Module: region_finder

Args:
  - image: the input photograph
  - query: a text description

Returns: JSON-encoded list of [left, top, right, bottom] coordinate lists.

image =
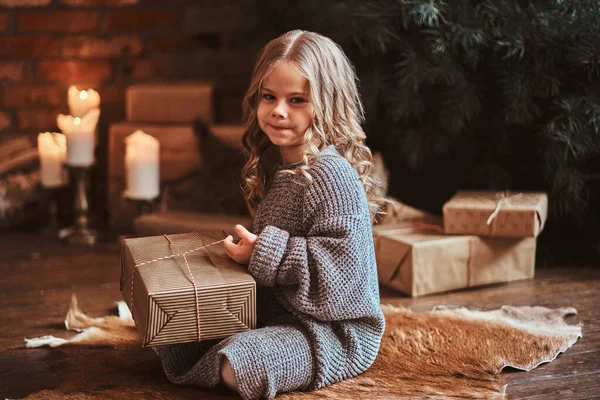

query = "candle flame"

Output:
[[79, 90, 88, 100], [38, 132, 66, 151], [73, 117, 81, 125]]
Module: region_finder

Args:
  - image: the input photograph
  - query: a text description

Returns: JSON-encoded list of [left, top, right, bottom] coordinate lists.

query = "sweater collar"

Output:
[[321, 144, 339, 158], [278, 144, 339, 169]]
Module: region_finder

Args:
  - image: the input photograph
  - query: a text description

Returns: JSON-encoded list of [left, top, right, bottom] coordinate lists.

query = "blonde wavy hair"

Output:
[[241, 29, 385, 219]]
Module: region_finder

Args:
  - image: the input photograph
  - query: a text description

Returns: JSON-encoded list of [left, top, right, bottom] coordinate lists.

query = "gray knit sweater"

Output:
[[154, 145, 385, 399]]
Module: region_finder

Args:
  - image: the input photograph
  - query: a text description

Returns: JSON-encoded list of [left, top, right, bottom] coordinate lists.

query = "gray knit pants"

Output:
[[154, 325, 315, 400]]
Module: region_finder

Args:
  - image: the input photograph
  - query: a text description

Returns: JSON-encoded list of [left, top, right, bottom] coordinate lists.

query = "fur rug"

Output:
[[24, 295, 582, 399]]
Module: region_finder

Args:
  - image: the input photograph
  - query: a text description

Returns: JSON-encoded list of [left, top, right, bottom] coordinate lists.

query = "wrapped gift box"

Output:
[[126, 83, 213, 123], [443, 190, 548, 238], [120, 231, 256, 346], [373, 221, 536, 297], [377, 197, 441, 225]]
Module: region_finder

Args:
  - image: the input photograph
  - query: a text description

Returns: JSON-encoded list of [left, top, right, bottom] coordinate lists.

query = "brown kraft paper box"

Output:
[[373, 222, 536, 297], [120, 231, 256, 347], [443, 190, 548, 238], [133, 211, 253, 237], [379, 197, 442, 225]]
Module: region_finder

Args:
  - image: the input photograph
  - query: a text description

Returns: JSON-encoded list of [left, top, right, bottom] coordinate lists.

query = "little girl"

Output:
[[154, 29, 386, 400]]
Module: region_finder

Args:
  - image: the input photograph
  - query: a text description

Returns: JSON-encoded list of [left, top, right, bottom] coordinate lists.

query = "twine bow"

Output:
[[486, 192, 523, 226], [129, 232, 226, 342]]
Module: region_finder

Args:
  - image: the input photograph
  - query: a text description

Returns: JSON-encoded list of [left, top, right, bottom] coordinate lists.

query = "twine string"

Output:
[[486, 192, 523, 226], [163, 234, 202, 341]]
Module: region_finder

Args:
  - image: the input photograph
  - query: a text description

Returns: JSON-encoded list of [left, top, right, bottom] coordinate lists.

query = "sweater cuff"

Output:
[[248, 225, 289, 286]]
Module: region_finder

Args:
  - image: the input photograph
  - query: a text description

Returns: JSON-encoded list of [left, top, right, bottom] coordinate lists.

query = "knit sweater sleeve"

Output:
[[247, 157, 377, 321]]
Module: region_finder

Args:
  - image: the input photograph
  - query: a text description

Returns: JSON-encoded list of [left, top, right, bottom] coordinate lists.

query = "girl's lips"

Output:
[[269, 124, 290, 131]]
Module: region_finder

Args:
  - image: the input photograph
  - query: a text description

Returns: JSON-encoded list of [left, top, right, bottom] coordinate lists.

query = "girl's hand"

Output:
[[224, 224, 258, 265]]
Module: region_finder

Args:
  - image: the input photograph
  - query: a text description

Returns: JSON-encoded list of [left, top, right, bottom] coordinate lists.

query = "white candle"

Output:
[[124, 130, 160, 200], [68, 86, 101, 118], [37, 132, 67, 188], [57, 108, 100, 167]]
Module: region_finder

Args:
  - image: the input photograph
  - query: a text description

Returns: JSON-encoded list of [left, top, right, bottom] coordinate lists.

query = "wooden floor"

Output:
[[1, 233, 599, 399]]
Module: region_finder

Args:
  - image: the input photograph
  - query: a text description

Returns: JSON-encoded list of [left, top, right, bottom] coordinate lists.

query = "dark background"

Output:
[[0, 0, 598, 266]]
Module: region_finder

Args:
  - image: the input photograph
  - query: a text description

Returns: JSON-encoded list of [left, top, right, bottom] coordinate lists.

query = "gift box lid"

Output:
[[443, 190, 548, 232]]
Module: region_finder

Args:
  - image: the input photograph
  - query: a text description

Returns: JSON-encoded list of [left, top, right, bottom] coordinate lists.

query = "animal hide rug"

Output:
[[24, 296, 582, 399]]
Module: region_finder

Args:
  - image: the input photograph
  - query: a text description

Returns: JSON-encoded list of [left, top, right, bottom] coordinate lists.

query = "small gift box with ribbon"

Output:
[[442, 190, 548, 238], [373, 221, 536, 297], [120, 231, 256, 347]]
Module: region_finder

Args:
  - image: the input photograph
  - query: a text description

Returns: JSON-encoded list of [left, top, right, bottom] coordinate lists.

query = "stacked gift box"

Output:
[[114, 84, 256, 346], [108, 83, 249, 233], [374, 191, 548, 297]]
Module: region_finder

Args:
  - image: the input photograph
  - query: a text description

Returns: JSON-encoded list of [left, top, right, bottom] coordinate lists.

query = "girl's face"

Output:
[[257, 61, 313, 163]]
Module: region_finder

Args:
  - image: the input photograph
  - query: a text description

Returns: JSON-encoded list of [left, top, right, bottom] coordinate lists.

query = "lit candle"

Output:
[[37, 132, 67, 188], [68, 86, 101, 118], [57, 108, 100, 167], [124, 130, 160, 200]]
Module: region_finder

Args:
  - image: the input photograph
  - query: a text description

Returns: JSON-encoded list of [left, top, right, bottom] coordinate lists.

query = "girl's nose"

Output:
[[272, 101, 287, 118]]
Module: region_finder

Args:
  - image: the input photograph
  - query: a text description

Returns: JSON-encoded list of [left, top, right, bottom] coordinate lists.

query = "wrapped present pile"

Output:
[[107, 83, 249, 232], [374, 191, 548, 297], [120, 230, 256, 346]]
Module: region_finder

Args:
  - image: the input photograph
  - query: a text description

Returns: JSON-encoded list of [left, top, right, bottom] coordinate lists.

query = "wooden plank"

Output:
[[381, 279, 600, 314], [0, 253, 120, 294], [1, 344, 238, 400], [502, 348, 600, 385], [0, 284, 120, 308], [505, 371, 600, 399], [1, 234, 599, 400]]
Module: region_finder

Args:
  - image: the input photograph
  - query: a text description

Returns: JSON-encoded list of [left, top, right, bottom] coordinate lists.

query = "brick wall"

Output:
[[0, 0, 255, 228], [0, 0, 253, 137]]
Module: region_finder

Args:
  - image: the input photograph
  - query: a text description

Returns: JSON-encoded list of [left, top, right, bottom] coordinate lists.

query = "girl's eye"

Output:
[[262, 93, 275, 100], [290, 97, 306, 104]]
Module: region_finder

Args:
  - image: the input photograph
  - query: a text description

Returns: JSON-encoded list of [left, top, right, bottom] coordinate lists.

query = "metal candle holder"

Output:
[[65, 166, 97, 246], [131, 198, 155, 216], [40, 186, 60, 238]]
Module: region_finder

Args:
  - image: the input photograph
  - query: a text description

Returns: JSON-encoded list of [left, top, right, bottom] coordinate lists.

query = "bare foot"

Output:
[[220, 357, 239, 393]]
